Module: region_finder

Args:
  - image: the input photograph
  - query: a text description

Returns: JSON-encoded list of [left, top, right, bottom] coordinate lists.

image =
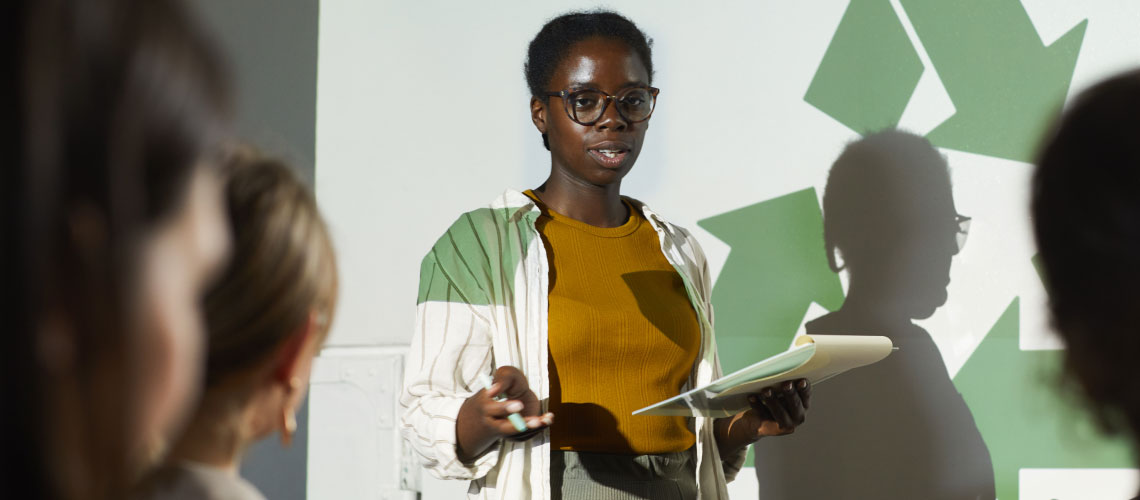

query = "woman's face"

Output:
[[134, 165, 231, 454], [535, 37, 652, 187]]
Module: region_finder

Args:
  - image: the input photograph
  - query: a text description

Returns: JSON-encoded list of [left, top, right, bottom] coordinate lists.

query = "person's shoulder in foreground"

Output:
[[134, 463, 267, 500]]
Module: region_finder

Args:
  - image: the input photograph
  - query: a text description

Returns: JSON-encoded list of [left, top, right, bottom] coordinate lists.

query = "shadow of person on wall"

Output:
[[753, 130, 995, 499]]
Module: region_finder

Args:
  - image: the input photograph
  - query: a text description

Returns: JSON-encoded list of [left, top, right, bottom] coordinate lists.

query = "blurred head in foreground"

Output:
[[3, 0, 232, 498], [136, 151, 337, 500], [1033, 69, 1140, 456]]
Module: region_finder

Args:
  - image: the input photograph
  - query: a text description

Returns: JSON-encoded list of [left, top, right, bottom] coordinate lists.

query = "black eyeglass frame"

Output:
[[543, 86, 660, 126]]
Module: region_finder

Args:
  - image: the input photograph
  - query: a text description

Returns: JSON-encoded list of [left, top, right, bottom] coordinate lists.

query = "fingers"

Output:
[[483, 399, 524, 419], [480, 366, 549, 441], [499, 412, 554, 439], [746, 394, 774, 421], [506, 428, 541, 442], [759, 388, 794, 430], [523, 413, 554, 431], [483, 382, 503, 400], [483, 401, 524, 436], [797, 378, 812, 410], [489, 366, 544, 418], [493, 366, 528, 398], [483, 397, 554, 435], [781, 381, 807, 425], [750, 380, 810, 433], [506, 413, 555, 442]]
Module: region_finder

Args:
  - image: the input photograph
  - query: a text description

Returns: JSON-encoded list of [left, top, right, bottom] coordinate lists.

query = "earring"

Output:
[[280, 408, 297, 446], [279, 377, 301, 446]]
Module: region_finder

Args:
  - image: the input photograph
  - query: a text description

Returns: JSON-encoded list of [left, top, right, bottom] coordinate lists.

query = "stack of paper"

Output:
[[633, 335, 894, 417]]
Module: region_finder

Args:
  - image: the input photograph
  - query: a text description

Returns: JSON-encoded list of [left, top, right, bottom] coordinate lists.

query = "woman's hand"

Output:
[[456, 366, 554, 463], [714, 379, 811, 460], [742, 378, 811, 438]]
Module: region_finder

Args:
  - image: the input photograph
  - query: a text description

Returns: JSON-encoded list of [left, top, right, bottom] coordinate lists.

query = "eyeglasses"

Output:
[[955, 214, 971, 252], [544, 86, 659, 126]]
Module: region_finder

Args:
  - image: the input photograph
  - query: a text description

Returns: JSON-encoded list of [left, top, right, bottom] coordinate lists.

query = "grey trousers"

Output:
[[550, 448, 697, 500]]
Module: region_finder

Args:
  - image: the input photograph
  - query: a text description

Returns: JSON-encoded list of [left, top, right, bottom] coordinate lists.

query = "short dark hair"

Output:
[[524, 10, 654, 99], [1032, 69, 1140, 439]]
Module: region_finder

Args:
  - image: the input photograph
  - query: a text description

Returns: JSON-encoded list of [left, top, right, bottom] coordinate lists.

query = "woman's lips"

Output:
[[588, 148, 629, 169]]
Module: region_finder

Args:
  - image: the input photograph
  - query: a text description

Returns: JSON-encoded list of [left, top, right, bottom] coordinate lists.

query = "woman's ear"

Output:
[[272, 311, 317, 385], [530, 96, 547, 134]]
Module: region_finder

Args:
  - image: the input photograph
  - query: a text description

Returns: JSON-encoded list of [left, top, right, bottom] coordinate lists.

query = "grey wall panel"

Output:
[[195, 0, 319, 185]]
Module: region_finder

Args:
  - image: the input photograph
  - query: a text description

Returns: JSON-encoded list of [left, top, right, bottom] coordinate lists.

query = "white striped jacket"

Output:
[[400, 189, 744, 499]]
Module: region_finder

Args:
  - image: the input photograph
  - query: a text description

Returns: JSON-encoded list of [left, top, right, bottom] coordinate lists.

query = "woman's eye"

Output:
[[574, 97, 597, 108], [623, 97, 644, 106]]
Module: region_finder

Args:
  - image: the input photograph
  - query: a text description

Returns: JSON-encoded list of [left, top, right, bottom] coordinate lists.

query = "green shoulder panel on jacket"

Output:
[[417, 206, 536, 306]]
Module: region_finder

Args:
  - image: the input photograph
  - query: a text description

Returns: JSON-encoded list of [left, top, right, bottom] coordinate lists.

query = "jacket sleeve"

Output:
[[683, 227, 747, 482], [712, 351, 746, 482], [400, 251, 500, 481]]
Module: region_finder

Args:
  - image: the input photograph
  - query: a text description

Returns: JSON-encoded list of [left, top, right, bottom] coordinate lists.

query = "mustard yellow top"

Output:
[[525, 190, 700, 454]]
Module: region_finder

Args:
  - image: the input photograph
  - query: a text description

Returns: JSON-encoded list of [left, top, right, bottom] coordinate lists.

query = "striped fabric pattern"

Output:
[[400, 190, 744, 499]]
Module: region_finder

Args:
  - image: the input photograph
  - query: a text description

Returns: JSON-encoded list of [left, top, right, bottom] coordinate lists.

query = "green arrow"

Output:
[[701, 188, 845, 468], [804, 0, 924, 134], [954, 297, 1131, 499], [899, 0, 1086, 163], [698, 188, 845, 376]]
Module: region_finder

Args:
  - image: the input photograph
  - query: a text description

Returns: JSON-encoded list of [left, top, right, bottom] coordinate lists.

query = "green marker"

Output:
[[478, 373, 528, 433]]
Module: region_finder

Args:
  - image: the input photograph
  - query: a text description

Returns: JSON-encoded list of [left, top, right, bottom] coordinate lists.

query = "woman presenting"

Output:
[[400, 11, 810, 500]]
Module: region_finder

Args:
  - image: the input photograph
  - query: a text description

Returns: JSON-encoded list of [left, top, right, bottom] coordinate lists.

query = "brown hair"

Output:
[[3, 0, 230, 498], [203, 151, 338, 387]]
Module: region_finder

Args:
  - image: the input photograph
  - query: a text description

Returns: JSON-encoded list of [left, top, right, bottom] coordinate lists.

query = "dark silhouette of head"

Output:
[[1033, 68, 1140, 448], [823, 130, 960, 320]]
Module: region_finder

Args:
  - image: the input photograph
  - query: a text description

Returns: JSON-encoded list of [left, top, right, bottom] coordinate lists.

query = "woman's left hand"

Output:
[[714, 379, 811, 460], [741, 378, 811, 438]]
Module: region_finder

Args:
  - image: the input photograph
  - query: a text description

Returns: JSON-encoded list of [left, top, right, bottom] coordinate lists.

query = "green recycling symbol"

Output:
[[702, 1, 1130, 498], [804, 0, 1085, 163]]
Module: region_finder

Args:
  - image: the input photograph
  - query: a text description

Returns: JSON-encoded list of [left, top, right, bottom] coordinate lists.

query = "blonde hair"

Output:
[[202, 151, 337, 387]]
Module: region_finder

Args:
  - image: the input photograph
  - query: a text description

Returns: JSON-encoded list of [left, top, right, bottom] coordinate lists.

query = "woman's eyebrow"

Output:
[[567, 80, 649, 90], [567, 80, 601, 89]]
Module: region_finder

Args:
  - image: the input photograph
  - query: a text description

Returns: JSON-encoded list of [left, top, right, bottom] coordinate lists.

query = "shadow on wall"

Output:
[[752, 130, 995, 499]]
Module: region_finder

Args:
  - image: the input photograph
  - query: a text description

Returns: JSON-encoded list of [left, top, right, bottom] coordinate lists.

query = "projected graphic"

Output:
[[699, 2, 1127, 498]]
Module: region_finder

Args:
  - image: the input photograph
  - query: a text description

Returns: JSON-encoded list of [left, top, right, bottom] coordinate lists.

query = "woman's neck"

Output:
[[165, 391, 258, 475], [535, 169, 626, 227]]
